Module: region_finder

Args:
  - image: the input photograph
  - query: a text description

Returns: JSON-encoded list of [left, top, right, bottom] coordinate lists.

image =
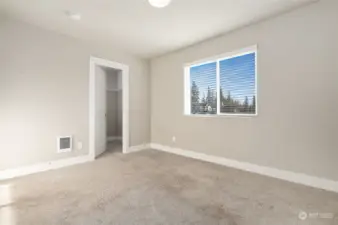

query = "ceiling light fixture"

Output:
[[148, 0, 172, 8], [65, 11, 81, 21]]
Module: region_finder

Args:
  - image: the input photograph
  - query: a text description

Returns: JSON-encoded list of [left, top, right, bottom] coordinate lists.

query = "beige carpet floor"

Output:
[[1, 142, 338, 225]]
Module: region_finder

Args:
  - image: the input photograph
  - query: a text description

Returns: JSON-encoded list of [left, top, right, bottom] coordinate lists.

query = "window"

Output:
[[184, 46, 257, 116]]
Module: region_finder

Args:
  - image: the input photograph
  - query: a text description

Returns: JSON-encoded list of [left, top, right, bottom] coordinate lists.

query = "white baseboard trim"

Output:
[[0, 155, 93, 181], [126, 143, 151, 154], [107, 136, 122, 142], [150, 143, 338, 193]]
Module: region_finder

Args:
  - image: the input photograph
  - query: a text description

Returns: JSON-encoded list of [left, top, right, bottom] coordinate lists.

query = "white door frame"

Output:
[[89, 56, 129, 158]]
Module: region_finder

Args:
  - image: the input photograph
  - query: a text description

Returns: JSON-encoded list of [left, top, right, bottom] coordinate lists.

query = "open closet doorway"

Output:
[[89, 56, 129, 159]]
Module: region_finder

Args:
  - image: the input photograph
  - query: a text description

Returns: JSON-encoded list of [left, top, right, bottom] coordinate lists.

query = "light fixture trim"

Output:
[[148, 0, 172, 8]]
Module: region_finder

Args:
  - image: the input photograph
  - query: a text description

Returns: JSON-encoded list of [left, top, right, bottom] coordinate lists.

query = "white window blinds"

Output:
[[190, 62, 217, 114], [185, 46, 257, 116], [220, 52, 256, 114]]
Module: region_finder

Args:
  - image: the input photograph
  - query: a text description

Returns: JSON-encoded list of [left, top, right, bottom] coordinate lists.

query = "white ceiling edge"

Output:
[[0, 12, 139, 60], [150, 0, 319, 59], [0, 0, 318, 60]]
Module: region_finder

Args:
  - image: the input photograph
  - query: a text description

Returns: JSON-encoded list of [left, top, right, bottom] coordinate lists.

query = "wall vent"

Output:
[[57, 136, 72, 153]]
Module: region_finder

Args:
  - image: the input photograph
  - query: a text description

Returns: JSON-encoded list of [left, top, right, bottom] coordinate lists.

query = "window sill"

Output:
[[184, 113, 257, 118]]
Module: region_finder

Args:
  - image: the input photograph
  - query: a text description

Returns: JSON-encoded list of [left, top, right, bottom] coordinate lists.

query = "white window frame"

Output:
[[184, 45, 258, 117]]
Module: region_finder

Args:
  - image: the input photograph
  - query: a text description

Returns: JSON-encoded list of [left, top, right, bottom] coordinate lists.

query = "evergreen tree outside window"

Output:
[[189, 62, 217, 114], [185, 46, 257, 116]]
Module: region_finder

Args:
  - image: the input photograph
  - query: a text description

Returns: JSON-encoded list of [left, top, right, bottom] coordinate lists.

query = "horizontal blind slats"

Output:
[[188, 51, 256, 115], [190, 62, 217, 114], [220, 53, 256, 114]]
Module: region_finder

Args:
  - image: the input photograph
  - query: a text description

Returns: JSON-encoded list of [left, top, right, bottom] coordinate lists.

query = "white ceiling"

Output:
[[0, 0, 315, 58]]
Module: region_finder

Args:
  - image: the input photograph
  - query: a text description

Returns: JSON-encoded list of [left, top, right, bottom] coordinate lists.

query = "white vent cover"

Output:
[[57, 136, 72, 153]]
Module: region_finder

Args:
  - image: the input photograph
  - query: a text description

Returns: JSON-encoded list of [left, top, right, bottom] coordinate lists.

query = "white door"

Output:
[[95, 66, 107, 157]]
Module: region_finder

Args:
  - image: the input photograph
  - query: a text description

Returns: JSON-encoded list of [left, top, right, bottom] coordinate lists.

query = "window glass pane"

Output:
[[190, 62, 217, 114], [220, 53, 256, 114]]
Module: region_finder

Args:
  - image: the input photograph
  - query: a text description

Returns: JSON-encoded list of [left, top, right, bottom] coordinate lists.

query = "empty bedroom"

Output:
[[1, 0, 338, 224]]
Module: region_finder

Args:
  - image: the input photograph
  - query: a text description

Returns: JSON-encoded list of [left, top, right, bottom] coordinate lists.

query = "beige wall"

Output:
[[106, 69, 121, 90], [106, 69, 122, 137], [151, 0, 338, 181], [117, 91, 123, 136], [0, 18, 150, 170], [106, 91, 119, 137]]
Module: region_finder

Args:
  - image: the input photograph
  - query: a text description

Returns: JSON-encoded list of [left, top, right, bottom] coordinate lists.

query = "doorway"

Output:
[[89, 56, 129, 159]]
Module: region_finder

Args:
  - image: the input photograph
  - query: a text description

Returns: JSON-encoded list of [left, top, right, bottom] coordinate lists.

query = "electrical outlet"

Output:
[[77, 142, 83, 150], [172, 136, 176, 143]]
